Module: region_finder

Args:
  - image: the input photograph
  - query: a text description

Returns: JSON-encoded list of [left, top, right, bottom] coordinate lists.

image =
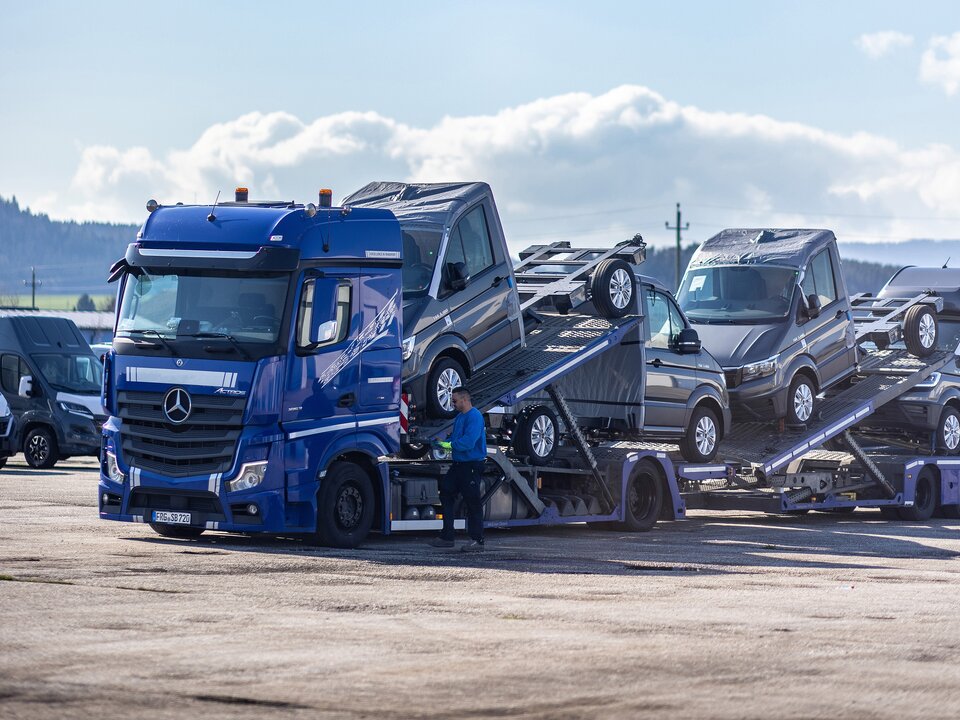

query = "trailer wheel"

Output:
[[591, 259, 635, 318], [786, 375, 816, 425], [315, 462, 375, 548], [679, 406, 719, 463], [425, 357, 464, 419], [24, 426, 59, 469], [513, 405, 559, 465], [899, 467, 938, 521], [903, 304, 938, 358], [399, 441, 429, 459], [622, 462, 663, 532], [936, 406, 960, 455], [149, 523, 206, 539]]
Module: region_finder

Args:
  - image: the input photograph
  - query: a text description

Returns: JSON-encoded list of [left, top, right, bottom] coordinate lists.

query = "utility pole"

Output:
[[22, 266, 42, 309], [665, 203, 689, 290]]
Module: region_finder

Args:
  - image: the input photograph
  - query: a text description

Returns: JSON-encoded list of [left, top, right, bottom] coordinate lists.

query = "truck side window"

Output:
[[296, 280, 351, 351], [0, 354, 29, 394], [801, 250, 838, 309], [443, 205, 494, 291]]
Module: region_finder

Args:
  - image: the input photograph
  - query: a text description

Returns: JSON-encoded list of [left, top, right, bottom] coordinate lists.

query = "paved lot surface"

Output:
[[2, 455, 960, 719]]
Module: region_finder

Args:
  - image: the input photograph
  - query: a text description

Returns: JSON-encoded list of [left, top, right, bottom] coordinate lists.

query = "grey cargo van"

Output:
[[0, 315, 106, 468]]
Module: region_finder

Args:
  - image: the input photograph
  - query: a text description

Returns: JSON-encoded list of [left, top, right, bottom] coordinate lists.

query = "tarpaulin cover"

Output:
[[688, 228, 836, 269], [342, 182, 490, 228]]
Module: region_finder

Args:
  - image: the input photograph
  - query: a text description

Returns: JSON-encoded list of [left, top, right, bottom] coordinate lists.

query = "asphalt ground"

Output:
[[2, 455, 960, 719]]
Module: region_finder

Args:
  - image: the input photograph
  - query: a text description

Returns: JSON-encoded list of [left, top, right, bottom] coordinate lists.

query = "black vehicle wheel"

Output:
[[903, 304, 938, 358], [425, 357, 465, 419], [621, 462, 664, 532], [786, 375, 816, 425], [149, 523, 206, 539], [513, 405, 559, 465], [315, 462, 375, 548], [590, 258, 635, 318], [23, 427, 59, 469], [936, 406, 960, 455], [898, 467, 938, 521], [679, 406, 719, 463], [399, 441, 429, 459]]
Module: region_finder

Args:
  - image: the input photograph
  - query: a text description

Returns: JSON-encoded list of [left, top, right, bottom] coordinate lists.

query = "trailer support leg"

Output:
[[836, 430, 897, 499]]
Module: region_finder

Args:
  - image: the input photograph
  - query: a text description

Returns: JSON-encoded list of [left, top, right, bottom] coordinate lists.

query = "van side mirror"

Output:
[[805, 294, 822, 319], [18, 375, 34, 398], [446, 262, 470, 292], [676, 327, 701, 354]]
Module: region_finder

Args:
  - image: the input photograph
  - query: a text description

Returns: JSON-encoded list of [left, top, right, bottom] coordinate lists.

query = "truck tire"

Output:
[[23, 426, 59, 469], [590, 258, 635, 318], [903, 304, 938, 358], [621, 461, 664, 532], [315, 462, 375, 548], [786, 374, 816, 425], [149, 523, 206, 539], [679, 406, 719, 463], [513, 405, 559, 465], [425, 357, 464, 419], [936, 406, 960, 455], [898, 467, 938, 521]]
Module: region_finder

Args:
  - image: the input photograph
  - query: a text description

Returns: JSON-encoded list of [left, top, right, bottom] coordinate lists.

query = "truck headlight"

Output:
[[402, 335, 416, 361], [742, 356, 779, 380], [228, 462, 268, 492], [59, 401, 94, 419], [105, 451, 125, 484]]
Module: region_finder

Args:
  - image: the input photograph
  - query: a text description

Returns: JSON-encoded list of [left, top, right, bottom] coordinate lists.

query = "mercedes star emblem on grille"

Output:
[[163, 387, 192, 424]]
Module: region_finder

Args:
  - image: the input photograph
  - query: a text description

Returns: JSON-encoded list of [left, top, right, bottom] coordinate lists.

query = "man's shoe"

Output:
[[460, 540, 485, 553], [428, 537, 455, 548]]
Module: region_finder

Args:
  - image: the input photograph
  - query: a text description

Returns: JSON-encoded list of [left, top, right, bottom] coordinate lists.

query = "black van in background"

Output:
[[0, 315, 106, 468]]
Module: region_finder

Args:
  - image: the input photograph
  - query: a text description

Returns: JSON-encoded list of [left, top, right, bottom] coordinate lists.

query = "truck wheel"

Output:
[[622, 461, 664, 532], [786, 375, 816, 425], [591, 258, 635, 318], [24, 427, 59, 469], [425, 358, 464, 419], [315, 462, 375, 548], [899, 467, 938, 521], [936, 406, 960, 455], [679, 406, 719, 463], [903, 304, 938, 357], [513, 405, 559, 465], [149, 523, 206, 539]]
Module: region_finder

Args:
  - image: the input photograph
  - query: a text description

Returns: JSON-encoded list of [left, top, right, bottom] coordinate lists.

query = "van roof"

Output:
[[879, 266, 960, 317], [688, 228, 837, 269], [0, 315, 92, 354], [343, 182, 491, 229]]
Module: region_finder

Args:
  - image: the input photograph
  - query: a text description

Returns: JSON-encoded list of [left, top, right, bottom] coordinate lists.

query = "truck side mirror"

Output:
[[676, 327, 701, 354], [310, 320, 338, 345], [446, 262, 470, 292], [18, 375, 33, 398], [805, 294, 822, 319]]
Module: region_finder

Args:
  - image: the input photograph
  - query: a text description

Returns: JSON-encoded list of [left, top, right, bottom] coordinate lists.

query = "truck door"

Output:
[[357, 271, 402, 416], [799, 248, 853, 386], [644, 288, 699, 431]]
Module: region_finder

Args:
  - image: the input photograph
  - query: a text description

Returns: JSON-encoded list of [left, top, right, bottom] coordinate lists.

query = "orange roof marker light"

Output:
[[235, 187, 249, 202], [319, 188, 333, 208]]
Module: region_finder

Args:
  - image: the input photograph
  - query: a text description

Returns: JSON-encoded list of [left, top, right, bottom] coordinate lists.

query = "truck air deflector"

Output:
[[125, 244, 300, 272]]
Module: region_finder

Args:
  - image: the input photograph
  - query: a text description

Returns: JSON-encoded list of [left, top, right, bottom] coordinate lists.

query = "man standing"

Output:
[[429, 386, 487, 552]]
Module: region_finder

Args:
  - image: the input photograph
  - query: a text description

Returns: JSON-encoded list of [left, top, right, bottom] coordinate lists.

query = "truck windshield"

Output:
[[116, 271, 289, 343], [677, 265, 799, 323], [402, 229, 443, 296], [33, 353, 102, 394]]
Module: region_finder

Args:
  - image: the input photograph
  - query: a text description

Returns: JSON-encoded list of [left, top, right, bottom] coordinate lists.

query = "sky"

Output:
[[2, 0, 960, 255]]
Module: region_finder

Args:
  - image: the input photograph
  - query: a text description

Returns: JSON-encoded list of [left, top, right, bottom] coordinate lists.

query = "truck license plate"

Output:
[[152, 511, 191, 525]]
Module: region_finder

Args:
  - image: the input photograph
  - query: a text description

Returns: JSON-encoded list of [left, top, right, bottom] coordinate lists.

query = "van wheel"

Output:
[[786, 375, 816, 425], [903, 304, 938, 357], [899, 468, 938, 521], [936, 406, 960, 455], [679, 406, 719, 463], [425, 358, 464, 419], [513, 405, 559, 465], [315, 462, 375, 548], [621, 462, 664, 532], [149, 523, 205, 539], [24, 427, 59, 469], [591, 258, 635, 318]]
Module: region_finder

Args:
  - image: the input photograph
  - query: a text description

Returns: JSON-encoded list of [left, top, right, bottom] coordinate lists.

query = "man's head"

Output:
[[451, 386, 472, 413]]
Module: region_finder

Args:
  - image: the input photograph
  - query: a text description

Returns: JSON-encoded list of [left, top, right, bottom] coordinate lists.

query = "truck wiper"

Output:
[[181, 332, 252, 360], [126, 329, 178, 356]]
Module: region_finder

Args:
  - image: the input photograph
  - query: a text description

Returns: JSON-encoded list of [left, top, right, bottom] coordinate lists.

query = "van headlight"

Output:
[[402, 335, 416, 361], [228, 462, 268, 492], [105, 451, 125, 484], [59, 401, 94, 419], [914, 371, 941, 389], [742, 356, 779, 380]]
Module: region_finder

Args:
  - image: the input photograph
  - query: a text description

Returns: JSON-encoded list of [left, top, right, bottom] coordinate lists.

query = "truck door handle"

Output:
[[835, 310, 845, 319], [337, 393, 355, 407], [651, 358, 663, 368], [491, 275, 504, 288]]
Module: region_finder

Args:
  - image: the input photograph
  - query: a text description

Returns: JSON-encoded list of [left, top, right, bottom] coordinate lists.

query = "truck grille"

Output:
[[117, 390, 245, 478]]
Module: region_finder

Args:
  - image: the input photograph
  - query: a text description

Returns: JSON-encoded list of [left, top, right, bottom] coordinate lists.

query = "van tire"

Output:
[[425, 358, 465, 419], [591, 259, 635, 318], [621, 462, 664, 532], [786, 375, 816, 425], [679, 406, 719, 463], [898, 468, 937, 521], [936, 406, 960, 455], [513, 405, 559, 465], [23, 427, 59, 469], [903, 304, 938, 358], [315, 462, 375, 548], [149, 523, 206, 539]]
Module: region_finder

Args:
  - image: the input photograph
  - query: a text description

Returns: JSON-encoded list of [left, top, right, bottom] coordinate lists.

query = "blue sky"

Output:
[[2, 1, 959, 252]]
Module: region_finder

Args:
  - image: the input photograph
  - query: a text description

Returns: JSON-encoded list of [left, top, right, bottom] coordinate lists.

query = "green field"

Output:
[[2, 294, 114, 311]]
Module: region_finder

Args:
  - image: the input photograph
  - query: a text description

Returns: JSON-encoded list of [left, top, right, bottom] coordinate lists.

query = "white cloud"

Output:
[[29, 85, 960, 250], [921, 32, 960, 95], [856, 31, 914, 59]]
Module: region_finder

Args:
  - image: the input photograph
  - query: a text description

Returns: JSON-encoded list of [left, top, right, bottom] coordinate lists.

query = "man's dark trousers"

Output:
[[438, 461, 485, 543]]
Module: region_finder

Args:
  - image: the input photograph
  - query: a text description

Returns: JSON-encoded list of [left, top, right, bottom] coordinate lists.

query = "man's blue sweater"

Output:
[[449, 407, 487, 462]]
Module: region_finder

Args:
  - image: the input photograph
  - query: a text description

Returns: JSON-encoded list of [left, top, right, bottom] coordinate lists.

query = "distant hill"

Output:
[[839, 239, 960, 269]]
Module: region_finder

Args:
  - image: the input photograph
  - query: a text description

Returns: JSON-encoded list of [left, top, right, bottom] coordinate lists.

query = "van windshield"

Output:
[[677, 265, 799, 323], [402, 228, 443, 297], [33, 353, 102, 394]]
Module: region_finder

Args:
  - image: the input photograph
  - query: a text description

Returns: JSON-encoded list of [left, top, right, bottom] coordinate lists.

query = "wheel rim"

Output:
[[530, 414, 556, 458], [27, 434, 49, 464], [628, 474, 656, 519], [335, 485, 363, 530], [919, 313, 936, 348], [436, 367, 462, 412], [695, 415, 716, 455], [944, 414, 960, 450], [794, 383, 814, 422], [609, 268, 633, 309]]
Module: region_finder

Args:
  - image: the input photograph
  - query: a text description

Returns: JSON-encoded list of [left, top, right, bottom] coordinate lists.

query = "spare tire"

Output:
[[903, 304, 938, 357], [590, 258, 635, 318]]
